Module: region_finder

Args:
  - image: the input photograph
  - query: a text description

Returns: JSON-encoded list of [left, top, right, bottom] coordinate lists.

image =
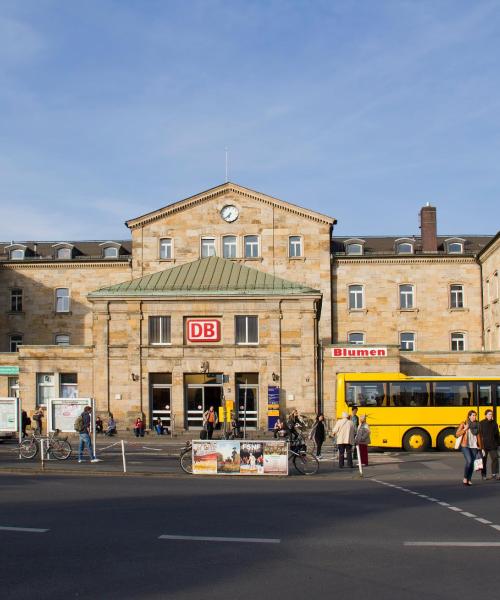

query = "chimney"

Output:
[[420, 203, 437, 253]]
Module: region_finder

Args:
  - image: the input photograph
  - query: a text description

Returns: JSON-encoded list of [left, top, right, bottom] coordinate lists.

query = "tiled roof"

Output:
[[89, 256, 320, 297], [0, 240, 131, 261], [332, 235, 493, 256]]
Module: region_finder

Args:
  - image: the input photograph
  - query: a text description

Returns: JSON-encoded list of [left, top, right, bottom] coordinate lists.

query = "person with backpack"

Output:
[[75, 406, 101, 463], [32, 406, 44, 436]]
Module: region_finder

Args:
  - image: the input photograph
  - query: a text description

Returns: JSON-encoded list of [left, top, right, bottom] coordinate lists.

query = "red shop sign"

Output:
[[186, 319, 221, 342]]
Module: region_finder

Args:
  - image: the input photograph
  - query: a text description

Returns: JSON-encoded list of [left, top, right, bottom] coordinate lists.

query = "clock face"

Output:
[[221, 205, 239, 222]]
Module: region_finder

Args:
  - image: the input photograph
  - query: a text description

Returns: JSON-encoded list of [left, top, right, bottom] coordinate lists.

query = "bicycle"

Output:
[[19, 430, 72, 460], [179, 440, 193, 474], [288, 433, 319, 475]]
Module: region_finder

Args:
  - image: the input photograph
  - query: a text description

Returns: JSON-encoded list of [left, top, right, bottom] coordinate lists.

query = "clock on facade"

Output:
[[220, 205, 239, 222]]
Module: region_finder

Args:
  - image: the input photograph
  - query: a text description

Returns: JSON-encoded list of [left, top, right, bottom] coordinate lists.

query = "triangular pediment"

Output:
[[125, 182, 336, 229], [89, 256, 321, 298]]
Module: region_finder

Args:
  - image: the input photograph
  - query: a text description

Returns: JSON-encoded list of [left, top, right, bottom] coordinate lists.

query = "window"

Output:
[[8, 377, 19, 398], [400, 332, 415, 352], [434, 381, 472, 406], [55, 288, 70, 313], [447, 242, 463, 254], [348, 285, 364, 310], [9, 334, 23, 352], [103, 246, 118, 258], [346, 382, 385, 407], [346, 243, 363, 255], [222, 236, 237, 259], [289, 236, 303, 258], [149, 316, 171, 345], [57, 247, 72, 259], [10, 288, 22, 312], [55, 334, 70, 346], [396, 242, 413, 254], [389, 382, 429, 407], [60, 373, 78, 398], [451, 332, 466, 352], [159, 238, 173, 259], [10, 248, 25, 260], [235, 316, 258, 344], [244, 235, 259, 258], [399, 284, 415, 309], [450, 284, 464, 308], [36, 373, 54, 406], [348, 332, 365, 345], [201, 237, 216, 258]]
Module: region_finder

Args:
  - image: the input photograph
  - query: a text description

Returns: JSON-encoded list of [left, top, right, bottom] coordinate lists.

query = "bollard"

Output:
[[121, 439, 127, 473], [356, 444, 363, 477], [40, 438, 45, 471]]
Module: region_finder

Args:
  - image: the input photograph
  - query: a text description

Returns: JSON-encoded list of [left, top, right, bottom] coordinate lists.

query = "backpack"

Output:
[[74, 415, 85, 432]]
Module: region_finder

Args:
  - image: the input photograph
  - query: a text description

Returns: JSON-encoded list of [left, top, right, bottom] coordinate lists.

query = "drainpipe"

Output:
[[478, 259, 485, 351], [139, 301, 144, 416], [278, 298, 283, 396]]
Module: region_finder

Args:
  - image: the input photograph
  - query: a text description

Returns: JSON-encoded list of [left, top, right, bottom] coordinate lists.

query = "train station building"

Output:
[[0, 183, 499, 430]]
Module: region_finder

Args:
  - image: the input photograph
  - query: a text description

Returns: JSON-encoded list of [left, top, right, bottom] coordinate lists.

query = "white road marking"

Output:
[[158, 534, 280, 544], [370, 479, 499, 536], [0, 526, 49, 533], [405, 542, 500, 547], [475, 518, 492, 524]]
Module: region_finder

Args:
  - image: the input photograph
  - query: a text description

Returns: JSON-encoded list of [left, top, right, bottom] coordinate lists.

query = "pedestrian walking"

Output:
[[351, 406, 359, 433], [479, 409, 499, 480], [309, 414, 326, 459], [75, 406, 101, 463], [455, 410, 482, 486], [32, 406, 44, 435], [354, 414, 371, 466], [203, 406, 218, 440], [21, 410, 31, 438], [332, 412, 355, 468]]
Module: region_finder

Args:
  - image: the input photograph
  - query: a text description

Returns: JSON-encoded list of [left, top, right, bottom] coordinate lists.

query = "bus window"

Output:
[[346, 383, 385, 407], [434, 382, 472, 406], [389, 382, 429, 407], [478, 385, 492, 406]]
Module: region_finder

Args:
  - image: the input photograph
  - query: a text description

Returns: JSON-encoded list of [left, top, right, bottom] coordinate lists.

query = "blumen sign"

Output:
[[331, 347, 388, 358], [186, 319, 221, 342]]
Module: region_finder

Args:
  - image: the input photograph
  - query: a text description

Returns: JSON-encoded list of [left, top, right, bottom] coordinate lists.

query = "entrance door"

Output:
[[150, 373, 172, 429], [185, 374, 223, 430], [236, 373, 259, 430]]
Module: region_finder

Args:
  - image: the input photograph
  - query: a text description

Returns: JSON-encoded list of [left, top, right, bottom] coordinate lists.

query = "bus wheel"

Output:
[[437, 428, 457, 452], [402, 428, 431, 452]]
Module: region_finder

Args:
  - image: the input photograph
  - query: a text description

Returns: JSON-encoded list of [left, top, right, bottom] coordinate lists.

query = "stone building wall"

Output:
[[479, 235, 500, 351]]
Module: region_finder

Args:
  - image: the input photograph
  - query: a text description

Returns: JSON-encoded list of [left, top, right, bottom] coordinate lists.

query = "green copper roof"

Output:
[[89, 257, 320, 297]]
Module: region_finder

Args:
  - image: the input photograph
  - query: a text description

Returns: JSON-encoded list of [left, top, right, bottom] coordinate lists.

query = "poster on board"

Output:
[[192, 440, 288, 476], [0, 398, 18, 432], [50, 399, 89, 432]]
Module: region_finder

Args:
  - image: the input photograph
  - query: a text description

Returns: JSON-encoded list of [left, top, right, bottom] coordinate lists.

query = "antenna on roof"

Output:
[[225, 147, 229, 183]]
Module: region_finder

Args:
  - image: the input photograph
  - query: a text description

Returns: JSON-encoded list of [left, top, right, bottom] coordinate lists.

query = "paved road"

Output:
[[1, 452, 499, 599]]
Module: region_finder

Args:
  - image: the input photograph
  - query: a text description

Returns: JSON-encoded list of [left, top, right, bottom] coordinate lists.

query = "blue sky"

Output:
[[1, 0, 499, 240]]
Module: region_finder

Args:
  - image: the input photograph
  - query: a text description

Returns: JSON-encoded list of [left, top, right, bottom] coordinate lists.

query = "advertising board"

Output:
[[0, 398, 18, 432]]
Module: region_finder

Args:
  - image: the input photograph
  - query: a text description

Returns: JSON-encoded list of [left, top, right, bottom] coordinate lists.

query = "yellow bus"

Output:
[[336, 372, 500, 452]]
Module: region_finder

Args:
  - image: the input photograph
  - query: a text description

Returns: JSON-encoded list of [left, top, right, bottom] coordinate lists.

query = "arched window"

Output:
[[348, 332, 365, 345], [57, 247, 72, 259], [346, 243, 363, 255], [103, 246, 118, 258], [396, 242, 413, 254], [10, 248, 25, 260]]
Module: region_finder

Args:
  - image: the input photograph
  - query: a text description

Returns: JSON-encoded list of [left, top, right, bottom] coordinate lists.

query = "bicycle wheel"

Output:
[[180, 449, 193, 474], [293, 452, 319, 475], [50, 439, 72, 460], [19, 439, 38, 459]]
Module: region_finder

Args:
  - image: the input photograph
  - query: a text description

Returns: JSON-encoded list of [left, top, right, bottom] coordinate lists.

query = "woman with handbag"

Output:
[[455, 410, 483, 486]]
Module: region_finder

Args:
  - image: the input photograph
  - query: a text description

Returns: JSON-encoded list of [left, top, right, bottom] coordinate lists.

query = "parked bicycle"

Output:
[[179, 440, 193, 474], [289, 433, 319, 475], [19, 430, 72, 460]]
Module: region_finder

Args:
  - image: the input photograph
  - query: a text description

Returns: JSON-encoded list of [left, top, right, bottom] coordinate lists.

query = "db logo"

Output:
[[186, 319, 221, 342]]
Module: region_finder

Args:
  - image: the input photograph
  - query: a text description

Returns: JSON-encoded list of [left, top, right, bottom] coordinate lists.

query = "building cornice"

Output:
[[0, 261, 131, 270], [333, 256, 478, 265]]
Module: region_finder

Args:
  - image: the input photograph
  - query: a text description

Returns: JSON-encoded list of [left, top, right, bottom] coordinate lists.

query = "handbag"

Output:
[[454, 435, 462, 450], [473, 456, 483, 471]]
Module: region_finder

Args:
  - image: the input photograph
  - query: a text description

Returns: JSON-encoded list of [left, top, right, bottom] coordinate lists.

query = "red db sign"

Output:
[[186, 319, 221, 342]]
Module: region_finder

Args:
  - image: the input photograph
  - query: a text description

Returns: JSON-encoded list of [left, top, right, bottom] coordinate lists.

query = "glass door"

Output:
[[184, 374, 223, 430], [150, 373, 172, 429], [236, 373, 259, 430]]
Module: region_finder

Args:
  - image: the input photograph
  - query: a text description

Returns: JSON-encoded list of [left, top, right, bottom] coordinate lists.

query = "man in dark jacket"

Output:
[[479, 410, 499, 480]]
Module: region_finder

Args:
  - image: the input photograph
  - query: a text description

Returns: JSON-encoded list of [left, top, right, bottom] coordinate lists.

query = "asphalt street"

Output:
[[1, 451, 499, 600]]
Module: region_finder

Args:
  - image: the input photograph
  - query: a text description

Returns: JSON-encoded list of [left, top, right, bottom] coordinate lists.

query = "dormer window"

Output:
[[99, 241, 121, 259], [6, 244, 27, 260], [10, 249, 25, 260], [395, 239, 414, 254], [344, 239, 365, 255], [445, 238, 465, 254], [103, 246, 118, 258], [57, 247, 72, 260]]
